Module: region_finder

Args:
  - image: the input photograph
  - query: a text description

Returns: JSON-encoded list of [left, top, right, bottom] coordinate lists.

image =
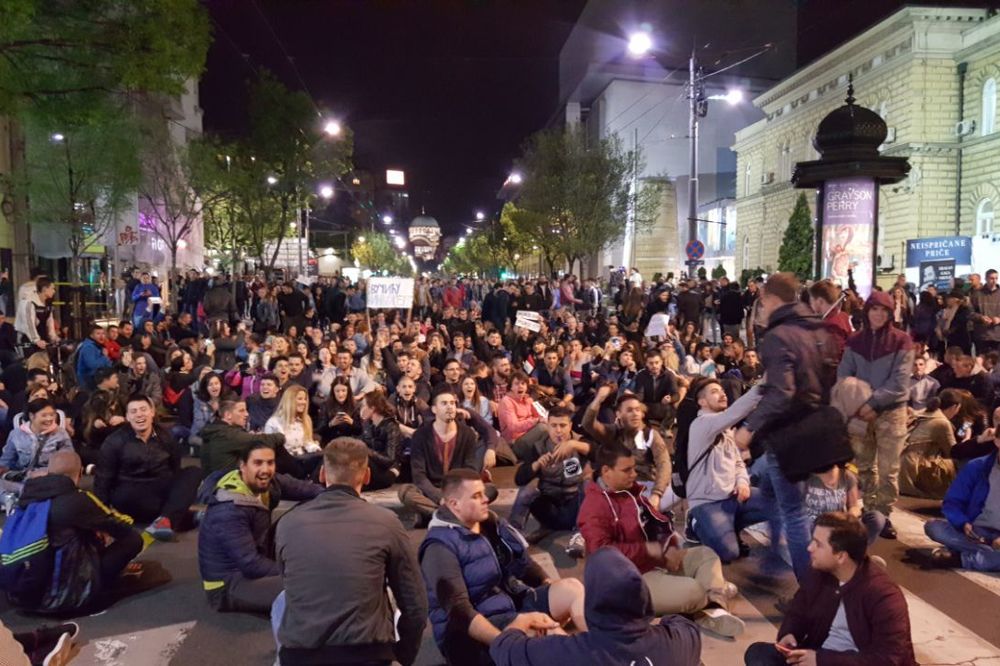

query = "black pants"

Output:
[[744, 642, 790, 665], [363, 464, 397, 492], [100, 530, 144, 584], [110, 466, 202, 525], [207, 574, 282, 615]]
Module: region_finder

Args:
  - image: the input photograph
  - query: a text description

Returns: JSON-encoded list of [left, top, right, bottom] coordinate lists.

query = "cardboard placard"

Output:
[[366, 277, 415, 309]]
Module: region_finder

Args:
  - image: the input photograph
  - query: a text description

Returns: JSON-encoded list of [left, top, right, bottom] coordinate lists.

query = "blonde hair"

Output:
[[272, 384, 314, 443]]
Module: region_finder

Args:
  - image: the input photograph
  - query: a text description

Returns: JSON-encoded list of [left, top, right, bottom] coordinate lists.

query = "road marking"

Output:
[[904, 590, 1000, 665], [79, 621, 195, 666]]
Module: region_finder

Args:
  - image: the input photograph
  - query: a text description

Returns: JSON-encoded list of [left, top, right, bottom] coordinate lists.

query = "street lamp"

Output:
[[323, 119, 342, 137], [394, 236, 406, 249], [318, 184, 334, 199], [508, 172, 523, 185], [382, 214, 393, 225], [627, 31, 653, 57], [475, 210, 485, 221], [358, 235, 366, 243], [266, 175, 278, 185], [50, 132, 65, 143]]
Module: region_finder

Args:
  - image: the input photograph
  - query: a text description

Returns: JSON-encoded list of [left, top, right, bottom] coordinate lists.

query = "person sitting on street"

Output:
[[577, 445, 744, 637], [358, 390, 404, 490], [803, 464, 886, 547], [74, 324, 112, 393], [509, 404, 589, 544], [95, 394, 203, 541], [419, 468, 586, 666], [2, 450, 153, 614], [122, 352, 163, 406], [683, 379, 769, 562], [199, 399, 287, 478], [198, 442, 320, 615], [497, 371, 548, 461], [744, 512, 916, 666], [264, 384, 323, 479], [582, 384, 672, 511], [272, 438, 428, 666], [80, 366, 127, 452], [398, 385, 487, 525], [246, 372, 281, 432], [0, 398, 74, 499], [489, 546, 701, 666], [918, 434, 1000, 572], [530, 348, 575, 408]]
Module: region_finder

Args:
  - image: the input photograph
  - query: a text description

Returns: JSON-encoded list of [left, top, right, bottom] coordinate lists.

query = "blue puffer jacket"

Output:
[[197, 469, 321, 589], [419, 509, 530, 646], [75, 338, 112, 392], [942, 451, 998, 529]]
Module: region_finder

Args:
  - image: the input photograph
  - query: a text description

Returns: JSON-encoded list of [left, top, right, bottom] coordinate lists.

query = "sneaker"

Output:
[[695, 607, 745, 638], [84, 464, 96, 476], [565, 531, 586, 559], [684, 515, 700, 544], [926, 547, 962, 569], [879, 519, 897, 540], [145, 516, 174, 541], [40, 631, 73, 666]]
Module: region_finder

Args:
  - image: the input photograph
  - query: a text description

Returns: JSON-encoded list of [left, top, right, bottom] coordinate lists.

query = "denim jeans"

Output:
[[925, 519, 1000, 572], [756, 452, 812, 581], [508, 485, 581, 531], [271, 589, 285, 650], [688, 489, 772, 563]]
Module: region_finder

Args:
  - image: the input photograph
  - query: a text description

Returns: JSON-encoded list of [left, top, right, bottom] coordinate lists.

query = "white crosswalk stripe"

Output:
[[77, 621, 195, 666]]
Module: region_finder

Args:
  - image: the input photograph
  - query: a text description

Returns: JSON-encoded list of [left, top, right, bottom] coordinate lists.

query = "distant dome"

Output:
[[813, 82, 887, 160], [410, 214, 440, 229]]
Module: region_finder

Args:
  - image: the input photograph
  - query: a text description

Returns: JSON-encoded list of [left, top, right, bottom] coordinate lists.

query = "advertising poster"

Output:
[[905, 236, 972, 292], [821, 177, 876, 297]]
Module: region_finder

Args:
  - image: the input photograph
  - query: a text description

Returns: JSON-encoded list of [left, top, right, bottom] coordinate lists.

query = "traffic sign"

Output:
[[685, 239, 705, 260]]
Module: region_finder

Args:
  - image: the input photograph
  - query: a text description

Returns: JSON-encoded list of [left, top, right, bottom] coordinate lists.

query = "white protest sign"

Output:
[[645, 312, 669, 339], [516, 310, 541, 321], [515, 316, 541, 332], [367, 277, 415, 309]]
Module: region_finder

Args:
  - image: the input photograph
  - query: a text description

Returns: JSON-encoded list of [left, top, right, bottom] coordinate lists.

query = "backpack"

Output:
[[671, 377, 728, 499], [0, 499, 54, 608]]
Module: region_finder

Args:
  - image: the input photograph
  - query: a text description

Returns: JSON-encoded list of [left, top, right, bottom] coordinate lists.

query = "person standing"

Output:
[[14, 277, 57, 355], [972, 268, 1000, 354], [734, 272, 832, 582], [130, 272, 160, 328], [272, 438, 427, 666], [837, 291, 913, 540]]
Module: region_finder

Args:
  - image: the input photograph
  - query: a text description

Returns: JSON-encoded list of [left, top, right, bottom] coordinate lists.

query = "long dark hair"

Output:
[[328, 376, 355, 411]]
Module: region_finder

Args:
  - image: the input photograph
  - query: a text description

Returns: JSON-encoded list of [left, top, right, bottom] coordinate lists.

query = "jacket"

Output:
[[718, 288, 744, 325], [838, 292, 914, 412], [0, 424, 74, 472], [630, 368, 677, 423], [779, 558, 916, 665], [75, 337, 112, 392], [199, 421, 286, 477], [94, 425, 183, 502], [941, 451, 998, 529], [362, 417, 403, 472], [202, 284, 236, 323], [577, 479, 673, 574], [125, 366, 163, 406], [275, 485, 427, 666], [190, 395, 217, 440], [971, 285, 1000, 343], [419, 507, 532, 646], [490, 547, 701, 666], [408, 421, 479, 504], [198, 469, 319, 588], [497, 394, 540, 442], [745, 302, 830, 434], [246, 394, 279, 432]]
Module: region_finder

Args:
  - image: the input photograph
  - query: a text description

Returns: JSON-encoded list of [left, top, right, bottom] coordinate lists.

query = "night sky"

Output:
[[200, 0, 587, 236]]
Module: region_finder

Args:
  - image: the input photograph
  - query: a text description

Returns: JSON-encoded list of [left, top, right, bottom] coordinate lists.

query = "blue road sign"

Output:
[[685, 239, 705, 260]]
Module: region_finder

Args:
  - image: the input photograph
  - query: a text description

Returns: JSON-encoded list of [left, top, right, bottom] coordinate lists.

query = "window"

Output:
[[744, 163, 752, 196], [742, 235, 750, 270], [982, 78, 996, 136], [779, 142, 791, 179], [977, 198, 995, 236]]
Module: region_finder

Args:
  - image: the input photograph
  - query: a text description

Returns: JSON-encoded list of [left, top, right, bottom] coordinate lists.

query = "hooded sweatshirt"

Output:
[[489, 547, 701, 666], [838, 291, 914, 413]]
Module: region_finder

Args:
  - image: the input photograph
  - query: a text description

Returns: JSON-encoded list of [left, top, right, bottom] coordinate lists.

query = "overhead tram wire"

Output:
[[248, 0, 324, 117]]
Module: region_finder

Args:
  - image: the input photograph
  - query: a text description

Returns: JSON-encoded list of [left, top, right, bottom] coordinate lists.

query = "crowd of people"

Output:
[[0, 263, 997, 665]]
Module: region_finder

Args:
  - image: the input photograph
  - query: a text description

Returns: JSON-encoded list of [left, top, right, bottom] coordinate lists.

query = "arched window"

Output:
[[779, 142, 791, 179], [977, 198, 995, 236], [982, 78, 996, 136], [742, 235, 750, 270], [744, 163, 752, 197]]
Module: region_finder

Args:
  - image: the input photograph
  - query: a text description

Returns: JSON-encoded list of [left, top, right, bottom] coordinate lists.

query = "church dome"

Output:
[[813, 80, 887, 160], [409, 214, 440, 229]]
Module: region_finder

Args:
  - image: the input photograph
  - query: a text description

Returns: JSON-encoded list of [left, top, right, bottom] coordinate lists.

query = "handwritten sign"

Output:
[[645, 312, 669, 339], [367, 277, 415, 309]]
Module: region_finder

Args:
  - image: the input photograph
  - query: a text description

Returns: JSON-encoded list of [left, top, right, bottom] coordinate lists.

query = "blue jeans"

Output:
[[925, 520, 1000, 572], [689, 489, 772, 563], [756, 452, 812, 581], [508, 485, 581, 531], [861, 510, 887, 546], [271, 589, 285, 650]]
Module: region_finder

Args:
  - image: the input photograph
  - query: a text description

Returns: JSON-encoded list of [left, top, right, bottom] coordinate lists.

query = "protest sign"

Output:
[[367, 277, 415, 309]]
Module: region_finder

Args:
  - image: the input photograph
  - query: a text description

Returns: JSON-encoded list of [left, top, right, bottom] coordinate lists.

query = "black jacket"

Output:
[[94, 425, 183, 502], [246, 394, 279, 432], [199, 421, 286, 477], [275, 485, 428, 666], [409, 421, 479, 504], [363, 417, 403, 472], [20, 473, 137, 551]]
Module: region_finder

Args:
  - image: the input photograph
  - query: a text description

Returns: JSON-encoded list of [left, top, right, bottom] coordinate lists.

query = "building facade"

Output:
[[734, 6, 1000, 286]]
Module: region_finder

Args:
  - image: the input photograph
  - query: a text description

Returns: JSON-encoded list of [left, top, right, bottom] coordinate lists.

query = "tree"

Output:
[[777, 192, 815, 279], [442, 231, 501, 277], [510, 125, 663, 276], [352, 232, 409, 275], [740, 266, 766, 285], [711, 263, 727, 280]]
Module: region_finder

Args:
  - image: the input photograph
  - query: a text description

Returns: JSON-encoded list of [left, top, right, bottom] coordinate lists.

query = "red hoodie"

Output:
[[577, 479, 672, 574]]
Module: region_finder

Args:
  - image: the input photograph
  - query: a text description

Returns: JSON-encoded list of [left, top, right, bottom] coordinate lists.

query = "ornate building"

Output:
[[734, 6, 1000, 285]]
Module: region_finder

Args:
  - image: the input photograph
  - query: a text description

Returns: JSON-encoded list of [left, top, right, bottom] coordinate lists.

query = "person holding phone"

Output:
[[744, 512, 916, 666]]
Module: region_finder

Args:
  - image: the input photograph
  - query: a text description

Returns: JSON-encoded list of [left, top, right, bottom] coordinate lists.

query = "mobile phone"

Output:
[[774, 642, 794, 655]]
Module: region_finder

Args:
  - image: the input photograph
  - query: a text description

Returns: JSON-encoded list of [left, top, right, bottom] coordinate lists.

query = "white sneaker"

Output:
[[565, 531, 586, 559], [42, 631, 73, 666], [695, 607, 745, 638]]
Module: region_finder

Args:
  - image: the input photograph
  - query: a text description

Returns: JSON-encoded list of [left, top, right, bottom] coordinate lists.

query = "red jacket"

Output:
[[779, 558, 916, 666], [104, 338, 122, 363], [577, 479, 671, 574], [823, 310, 853, 360]]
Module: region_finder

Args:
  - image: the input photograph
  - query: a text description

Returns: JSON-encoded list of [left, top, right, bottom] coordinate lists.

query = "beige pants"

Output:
[[641, 545, 726, 615], [849, 406, 907, 515]]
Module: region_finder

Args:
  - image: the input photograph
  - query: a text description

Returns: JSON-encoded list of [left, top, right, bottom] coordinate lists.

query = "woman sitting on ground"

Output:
[[316, 377, 362, 442], [899, 394, 958, 499], [264, 384, 323, 478], [359, 391, 404, 489]]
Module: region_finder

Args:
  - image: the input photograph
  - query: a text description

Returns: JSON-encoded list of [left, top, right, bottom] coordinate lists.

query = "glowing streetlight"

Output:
[[382, 214, 393, 224], [394, 236, 406, 249], [50, 133, 65, 143], [266, 175, 278, 185], [475, 210, 485, 221], [323, 120, 342, 137], [627, 31, 653, 57], [318, 184, 334, 199], [358, 235, 366, 243], [723, 89, 744, 106], [508, 172, 523, 185]]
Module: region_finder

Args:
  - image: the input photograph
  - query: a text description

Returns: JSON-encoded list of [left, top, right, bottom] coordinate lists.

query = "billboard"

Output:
[[821, 177, 876, 296], [905, 236, 972, 292]]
